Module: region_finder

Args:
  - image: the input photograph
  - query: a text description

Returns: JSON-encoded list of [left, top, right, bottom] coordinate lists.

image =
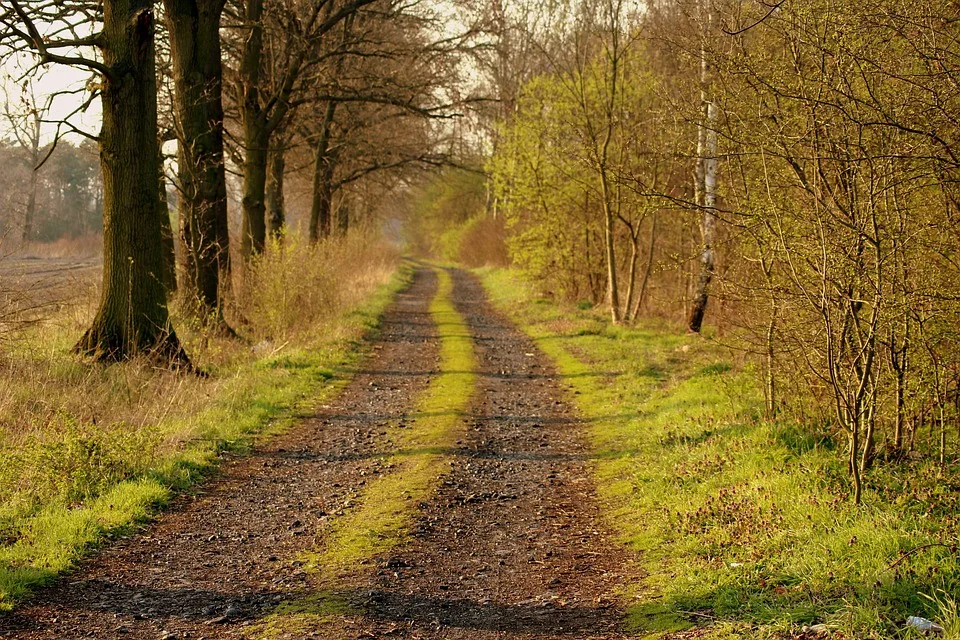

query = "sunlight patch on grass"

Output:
[[245, 591, 359, 639]]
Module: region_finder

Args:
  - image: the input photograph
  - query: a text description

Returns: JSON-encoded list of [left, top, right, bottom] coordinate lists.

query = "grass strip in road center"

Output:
[[306, 266, 476, 576], [251, 267, 477, 638]]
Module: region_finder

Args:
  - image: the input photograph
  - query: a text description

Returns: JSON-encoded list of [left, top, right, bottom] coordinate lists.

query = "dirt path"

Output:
[[0, 266, 638, 640]]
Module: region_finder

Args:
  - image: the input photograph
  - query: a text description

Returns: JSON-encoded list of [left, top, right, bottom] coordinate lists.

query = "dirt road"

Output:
[[0, 266, 637, 639]]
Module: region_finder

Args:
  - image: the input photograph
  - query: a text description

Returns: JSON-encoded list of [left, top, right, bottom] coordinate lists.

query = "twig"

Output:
[[885, 543, 953, 571]]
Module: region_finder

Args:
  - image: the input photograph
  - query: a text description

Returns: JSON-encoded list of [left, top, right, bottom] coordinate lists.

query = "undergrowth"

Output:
[[0, 234, 404, 610], [479, 267, 960, 640]]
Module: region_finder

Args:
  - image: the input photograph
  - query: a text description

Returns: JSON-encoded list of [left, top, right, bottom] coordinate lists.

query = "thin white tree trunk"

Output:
[[688, 5, 717, 333]]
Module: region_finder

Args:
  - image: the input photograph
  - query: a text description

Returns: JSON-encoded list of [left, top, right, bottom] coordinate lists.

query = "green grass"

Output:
[[245, 591, 360, 639], [253, 266, 478, 637], [478, 267, 960, 640], [0, 261, 412, 611]]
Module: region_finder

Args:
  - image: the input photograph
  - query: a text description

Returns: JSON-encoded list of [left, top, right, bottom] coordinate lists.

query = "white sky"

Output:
[[1, 53, 101, 145], [0, 0, 479, 148]]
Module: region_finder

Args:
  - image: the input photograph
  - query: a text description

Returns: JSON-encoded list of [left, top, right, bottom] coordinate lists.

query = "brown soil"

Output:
[[0, 266, 645, 640]]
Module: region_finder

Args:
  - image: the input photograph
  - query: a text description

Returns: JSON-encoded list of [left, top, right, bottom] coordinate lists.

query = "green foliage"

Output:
[[489, 48, 687, 308], [406, 169, 487, 259], [481, 267, 960, 639]]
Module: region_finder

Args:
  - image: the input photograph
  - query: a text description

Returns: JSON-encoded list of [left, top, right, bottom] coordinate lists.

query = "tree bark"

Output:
[[157, 155, 177, 294], [24, 157, 37, 243], [75, 2, 188, 364], [599, 170, 621, 324], [266, 141, 286, 239], [336, 196, 349, 236], [623, 226, 639, 322], [238, 0, 268, 258], [165, 0, 231, 322], [309, 101, 338, 243], [631, 211, 657, 320], [687, 6, 717, 334], [241, 123, 269, 256]]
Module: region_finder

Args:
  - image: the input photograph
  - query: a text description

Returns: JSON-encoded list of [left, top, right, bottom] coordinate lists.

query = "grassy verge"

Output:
[[478, 267, 960, 640], [251, 267, 478, 638], [0, 240, 407, 611]]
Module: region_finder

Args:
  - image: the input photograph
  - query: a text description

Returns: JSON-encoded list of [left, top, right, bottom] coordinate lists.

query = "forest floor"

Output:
[[0, 265, 682, 640]]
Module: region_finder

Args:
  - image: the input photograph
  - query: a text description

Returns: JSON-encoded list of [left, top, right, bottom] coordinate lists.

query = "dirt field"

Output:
[[0, 255, 101, 323]]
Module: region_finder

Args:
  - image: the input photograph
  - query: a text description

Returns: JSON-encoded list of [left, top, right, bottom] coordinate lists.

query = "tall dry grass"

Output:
[[233, 233, 398, 344]]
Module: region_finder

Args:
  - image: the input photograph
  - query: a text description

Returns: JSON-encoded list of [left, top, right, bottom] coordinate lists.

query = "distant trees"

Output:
[[491, 0, 685, 315], [1, 76, 48, 243], [0, 139, 102, 242]]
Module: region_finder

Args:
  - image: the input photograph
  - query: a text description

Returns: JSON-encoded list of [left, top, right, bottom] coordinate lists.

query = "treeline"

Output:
[[0, 140, 101, 242], [0, 0, 465, 363], [462, 0, 960, 501]]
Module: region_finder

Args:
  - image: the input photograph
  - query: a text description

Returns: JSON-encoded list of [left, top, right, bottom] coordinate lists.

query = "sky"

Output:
[[1, 48, 102, 146], [0, 0, 476, 149]]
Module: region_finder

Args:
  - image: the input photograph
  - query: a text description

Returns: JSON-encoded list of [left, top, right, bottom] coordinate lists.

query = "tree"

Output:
[[164, 0, 232, 326], [1, 0, 189, 364], [228, 0, 381, 258], [686, 0, 717, 333]]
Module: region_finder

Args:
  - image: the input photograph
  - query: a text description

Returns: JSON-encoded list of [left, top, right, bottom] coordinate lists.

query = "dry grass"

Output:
[[0, 232, 402, 607], [17, 234, 103, 259], [234, 233, 399, 344]]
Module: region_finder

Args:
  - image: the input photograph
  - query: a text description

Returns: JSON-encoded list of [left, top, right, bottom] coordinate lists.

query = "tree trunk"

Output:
[[24, 159, 37, 243], [631, 211, 657, 319], [20, 112, 41, 244], [309, 101, 338, 243], [623, 227, 639, 322], [239, 0, 267, 258], [765, 297, 777, 417], [157, 155, 177, 294], [599, 171, 621, 324], [849, 426, 862, 504], [241, 124, 268, 257], [165, 0, 231, 321], [688, 6, 717, 334], [266, 142, 286, 239], [336, 197, 349, 236], [75, 2, 187, 365]]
